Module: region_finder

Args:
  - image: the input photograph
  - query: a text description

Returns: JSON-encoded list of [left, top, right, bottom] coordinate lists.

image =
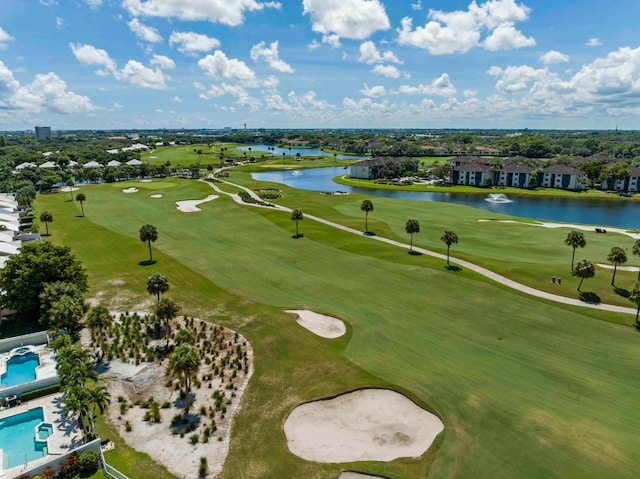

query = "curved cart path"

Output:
[[203, 174, 637, 316]]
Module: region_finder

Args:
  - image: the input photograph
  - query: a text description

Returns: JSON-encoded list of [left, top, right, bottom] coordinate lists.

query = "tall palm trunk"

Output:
[[571, 248, 576, 271], [447, 245, 451, 265], [148, 240, 153, 261], [578, 277, 584, 291], [365, 212, 369, 232], [410, 234, 414, 251], [612, 264, 618, 286]]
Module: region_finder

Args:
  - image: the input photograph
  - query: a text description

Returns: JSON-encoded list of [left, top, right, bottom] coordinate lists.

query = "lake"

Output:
[[252, 166, 640, 229], [237, 144, 366, 160]]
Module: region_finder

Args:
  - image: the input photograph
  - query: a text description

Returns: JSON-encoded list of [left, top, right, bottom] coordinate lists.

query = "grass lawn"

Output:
[[35, 179, 640, 479], [225, 170, 640, 313], [141, 143, 242, 166]]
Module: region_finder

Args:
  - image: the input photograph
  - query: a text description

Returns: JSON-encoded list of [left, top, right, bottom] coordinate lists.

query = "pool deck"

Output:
[[0, 394, 84, 478]]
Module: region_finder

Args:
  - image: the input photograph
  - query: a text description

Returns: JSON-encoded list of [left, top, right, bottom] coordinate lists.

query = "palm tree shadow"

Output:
[[75, 215, 84, 218], [363, 231, 376, 236], [445, 264, 462, 271], [614, 287, 630, 298], [291, 234, 304, 239], [138, 260, 157, 266], [408, 250, 422, 256], [579, 291, 601, 304]]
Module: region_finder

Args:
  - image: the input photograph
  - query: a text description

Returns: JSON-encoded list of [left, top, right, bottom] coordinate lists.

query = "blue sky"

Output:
[[1, 0, 640, 131]]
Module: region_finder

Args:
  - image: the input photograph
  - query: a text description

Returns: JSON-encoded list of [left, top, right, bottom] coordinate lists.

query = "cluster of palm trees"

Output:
[[54, 335, 111, 440], [565, 230, 640, 324]]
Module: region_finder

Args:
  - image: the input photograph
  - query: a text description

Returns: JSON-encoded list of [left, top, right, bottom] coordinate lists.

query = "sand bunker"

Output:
[[597, 263, 639, 272], [284, 389, 443, 463], [60, 186, 79, 192], [123, 187, 139, 193], [140, 179, 152, 182], [286, 310, 346, 338], [150, 194, 163, 198], [339, 473, 385, 479], [175, 194, 219, 212]]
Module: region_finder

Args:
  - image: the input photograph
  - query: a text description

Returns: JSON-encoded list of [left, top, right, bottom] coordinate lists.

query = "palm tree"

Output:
[[139, 224, 158, 261], [62, 384, 92, 437], [155, 297, 180, 347], [87, 384, 111, 435], [169, 343, 201, 414], [405, 219, 420, 252], [360, 200, 374, 233], [147, 273, 169, 301], [75, 193, 86, 216], [565, 231, 586, 270], [48, 295, 84, 332], [629, 281, 640, 327], [606, 246, 627, 286], [86, 306, 113, 361], [39, 210, 53, 235], [633, 240, 640, 281], [441, 230, 459, 265], [572, 259, 595, 291], [56, 345, 97, 389], [291, 209, 303, 238], [66, 179, 74, 201]]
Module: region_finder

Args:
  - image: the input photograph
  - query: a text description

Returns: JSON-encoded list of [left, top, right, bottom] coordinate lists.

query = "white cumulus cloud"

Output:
[[372, 64, 399, 78], [169, 31, 220, 55], [398, 0, 534, 54], [358, 41, 402, 65], [397, 73, 457, 97], [198, 50, 257, 85], [360, 83, 386, 98], [0, 27, 14, 49], [69, 43, 117, 74], [586, 38, 602, 47], [119, 60, 168, 89], [303, 0, 390, 40], [150, 54, 176, 69], [123, 0, 281, 27], [250, 41, 294, 73], [0, 61, 94, 114], [128, 18, 163, 43], [540, 50, 569, 65]]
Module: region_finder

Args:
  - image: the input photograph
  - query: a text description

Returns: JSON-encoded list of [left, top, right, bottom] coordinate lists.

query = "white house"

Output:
[[39, 161, 57, 169], [15, 162, 37, 171], [126, 159, 143, 166], [107, 160, 121, 168], [601, 167, 640, 192]]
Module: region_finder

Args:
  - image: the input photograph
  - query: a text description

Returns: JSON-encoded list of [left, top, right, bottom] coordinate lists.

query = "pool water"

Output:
[[14, 347, 30, 354], [0, 407, 48, 468], [37, 423, 53, 440], [0, 352, 39, 388]]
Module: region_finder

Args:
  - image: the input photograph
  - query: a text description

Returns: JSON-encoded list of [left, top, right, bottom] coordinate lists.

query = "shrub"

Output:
[[20, 384, 60, 401], [43, 467, 56, 479], [190, 433, 199, 444], [125, 421, 132, 432], [78, 449, 101, 472], [58, 452, 80, 476], [199, 457, 208, 478]]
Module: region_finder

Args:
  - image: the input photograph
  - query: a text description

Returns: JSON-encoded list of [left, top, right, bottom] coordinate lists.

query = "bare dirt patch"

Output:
[[93, 314, 253, 479], [285, 309, 346, 338], [284, 388, 444, 463]]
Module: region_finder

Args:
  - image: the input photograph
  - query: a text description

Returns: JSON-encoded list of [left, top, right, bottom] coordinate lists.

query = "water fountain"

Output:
[[485, 193, 513, 203], [292, 170, 303, 176]]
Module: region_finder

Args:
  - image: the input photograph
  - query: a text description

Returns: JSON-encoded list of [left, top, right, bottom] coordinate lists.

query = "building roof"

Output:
[[39, 161, 57, 169], [107, 160, 121, 167], [83, 161, 102, 168], [126, 159, 144, 166], [542, 164, 583, 175], [350, 156, 414, 167], [450, 155, 484, 164], [15, 162, 37, 170], [455, 162, 492, 172], [501, 163, 538, 173]]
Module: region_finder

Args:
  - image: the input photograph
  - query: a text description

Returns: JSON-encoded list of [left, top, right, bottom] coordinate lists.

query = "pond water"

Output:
[[252, 166, 640, 229], [237, 144, 366, 160]]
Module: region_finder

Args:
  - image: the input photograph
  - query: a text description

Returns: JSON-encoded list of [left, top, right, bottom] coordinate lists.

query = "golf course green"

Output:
[[35, 174, 640, 479]]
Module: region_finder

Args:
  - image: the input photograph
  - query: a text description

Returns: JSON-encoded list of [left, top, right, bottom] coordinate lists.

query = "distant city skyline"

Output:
[[1, 1, 640, 131]]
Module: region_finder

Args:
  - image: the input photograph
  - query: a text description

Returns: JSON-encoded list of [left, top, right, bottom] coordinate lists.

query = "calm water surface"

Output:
[[237, 144, 366, 160], [252, 166, 640, 229]]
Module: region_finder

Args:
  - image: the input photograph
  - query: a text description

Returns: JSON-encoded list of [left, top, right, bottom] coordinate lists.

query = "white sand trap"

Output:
[[140, 179, 152, 182], [284, 389, 444, 463], [59, 186, 79, 192], [122, 187, 139, 193], [597, 263, 639, 272], [478, 219, 640, 239], [339, 473, 385, 479], [286, 310, 346, 338], [150, 194, 163, 198], [175, 194, 219, 212]]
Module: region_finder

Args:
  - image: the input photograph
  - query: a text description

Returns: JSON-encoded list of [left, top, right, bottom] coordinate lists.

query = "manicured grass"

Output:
[[229, 170, 640, 312], [36, 179, 640, 479], [141, 143, 242, 166]]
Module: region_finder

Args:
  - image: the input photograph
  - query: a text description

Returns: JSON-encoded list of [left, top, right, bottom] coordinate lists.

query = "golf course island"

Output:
[[10, 143, 637, 479]]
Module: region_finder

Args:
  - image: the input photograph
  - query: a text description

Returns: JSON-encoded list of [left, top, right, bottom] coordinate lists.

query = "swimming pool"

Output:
[[0, 407, 48, 468], [0, 352, 39, 388]]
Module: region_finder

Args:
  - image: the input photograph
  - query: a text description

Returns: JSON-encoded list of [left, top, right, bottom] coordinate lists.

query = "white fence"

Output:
[[0, 330, 49, 353]]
